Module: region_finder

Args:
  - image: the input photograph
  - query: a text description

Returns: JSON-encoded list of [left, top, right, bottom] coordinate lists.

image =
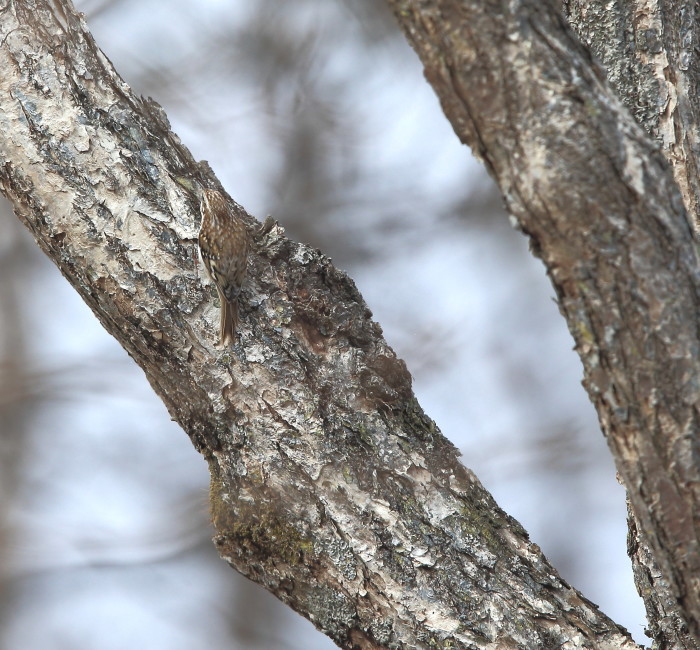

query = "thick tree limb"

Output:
[[386, 0, 700, 647], [0, 1, 646, 649], [564, 5, 700, 648], [564, 0, 700, 231]]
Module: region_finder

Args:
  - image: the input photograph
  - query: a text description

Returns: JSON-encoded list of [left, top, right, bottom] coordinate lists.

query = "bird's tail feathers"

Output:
[[219, 296, 238, 346]]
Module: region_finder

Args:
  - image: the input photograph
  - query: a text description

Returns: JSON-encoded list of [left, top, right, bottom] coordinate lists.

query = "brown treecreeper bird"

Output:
[[197, 187, 250, 346]]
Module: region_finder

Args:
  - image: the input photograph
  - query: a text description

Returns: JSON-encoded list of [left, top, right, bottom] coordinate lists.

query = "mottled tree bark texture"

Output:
[[0, 1, 696, 649], [387, 1, 700, 649], [562, 5, 700, 648]]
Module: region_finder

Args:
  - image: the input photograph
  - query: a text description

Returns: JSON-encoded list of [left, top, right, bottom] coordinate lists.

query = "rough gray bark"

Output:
[[564, 0, 700, 231], [563, 5, 700, 649], [386, 1, 700, 649]]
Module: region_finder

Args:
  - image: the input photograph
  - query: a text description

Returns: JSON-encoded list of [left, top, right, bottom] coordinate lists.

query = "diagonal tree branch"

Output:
[[386, 0, 700, 647]]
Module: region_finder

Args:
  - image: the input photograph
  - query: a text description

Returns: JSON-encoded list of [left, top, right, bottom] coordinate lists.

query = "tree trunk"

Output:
[[563, 5, 700, 648], [386, 1, 700, 648], [0, 0, 695, 648]]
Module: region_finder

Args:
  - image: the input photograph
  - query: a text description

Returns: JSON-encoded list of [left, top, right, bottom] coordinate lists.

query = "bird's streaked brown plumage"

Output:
[[198, 188, 250, 345]]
